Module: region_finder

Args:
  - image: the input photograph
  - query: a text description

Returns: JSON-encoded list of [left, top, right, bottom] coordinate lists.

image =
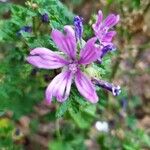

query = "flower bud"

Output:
[[41, 13, 49, 23], [16, 26, 32, 36], [92, 78, 121, 96], [73, 16, 83, 41], [97, 44, 116, 63]]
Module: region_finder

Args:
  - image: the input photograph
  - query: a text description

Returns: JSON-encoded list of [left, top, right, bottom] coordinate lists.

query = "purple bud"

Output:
[[92, 78, 121, 96], [73, 16, 83, 41], [41, 13, 49, 23], [21, 26, 32, 32], [16, 26, 32, 36], [96, 44, 116, 64], [100, 44, 116, 58]]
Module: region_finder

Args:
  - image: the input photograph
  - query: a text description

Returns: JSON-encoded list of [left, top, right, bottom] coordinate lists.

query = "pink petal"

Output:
[[26, 47, 68, 69], [45, 71, 73, 103], [92, 10, 103, 32], [75, 70, 99, 103], [102, 31, 116, 43], [64, 25, 75, 37], [78, 37, 100, 65], [103, 14, 120, 28], [51, 25, 76, 59]]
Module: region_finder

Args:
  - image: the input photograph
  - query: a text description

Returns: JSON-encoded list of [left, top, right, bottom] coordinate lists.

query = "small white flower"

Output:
[[95, 121, 109, 132]]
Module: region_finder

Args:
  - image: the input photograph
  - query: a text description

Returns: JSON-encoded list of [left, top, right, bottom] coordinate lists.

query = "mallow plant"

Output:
[[26, 10, 121, 104], [0, 0, 121, 120], [1, 1, 150, 150]]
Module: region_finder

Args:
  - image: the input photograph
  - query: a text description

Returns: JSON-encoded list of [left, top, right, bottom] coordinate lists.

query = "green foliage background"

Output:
[[0, 0, 149, 149]]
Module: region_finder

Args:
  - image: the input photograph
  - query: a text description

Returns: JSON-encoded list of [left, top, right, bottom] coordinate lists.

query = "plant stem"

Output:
[[56, 119, 61, 140]]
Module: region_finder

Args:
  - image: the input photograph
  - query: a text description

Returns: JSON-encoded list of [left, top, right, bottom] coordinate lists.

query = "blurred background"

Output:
[[0, 0, 150, 150]]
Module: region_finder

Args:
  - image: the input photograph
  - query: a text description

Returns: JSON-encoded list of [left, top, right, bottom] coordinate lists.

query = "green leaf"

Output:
[[69, 108, 90, 129], [123, 144, 136, 150], [56, 100, 71, 118], [81, 105, 96, 117]]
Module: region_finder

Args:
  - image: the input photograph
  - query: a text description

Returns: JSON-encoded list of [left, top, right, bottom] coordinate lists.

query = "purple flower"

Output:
[[92, 10, 119, 46], [92, 78, 121, 96], [74, 16, 83, 41], [41, 13, 49, 23], [27, 25, 100, 104]]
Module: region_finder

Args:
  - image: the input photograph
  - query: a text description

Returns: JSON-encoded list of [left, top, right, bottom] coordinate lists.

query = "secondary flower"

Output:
[[27, 25, 100, 104], [92, 10, 120, 47]]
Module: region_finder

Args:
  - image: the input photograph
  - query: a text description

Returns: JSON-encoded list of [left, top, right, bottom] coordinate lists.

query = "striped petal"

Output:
[[92, 10, 103, 32], [45, 71, 73, 103], [75, 70, 98, 103], [78, 37, 100, 65], [103, 14, 120, 28], [102, 31, 116, 43], [51, 25, 76, 59], [27, 47, 68, 69]]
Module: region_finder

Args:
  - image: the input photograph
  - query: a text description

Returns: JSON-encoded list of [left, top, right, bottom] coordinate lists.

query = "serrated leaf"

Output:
[[69, 108, 90, 129], [56, 100, 71, 118], [81, 105, 96, 117]]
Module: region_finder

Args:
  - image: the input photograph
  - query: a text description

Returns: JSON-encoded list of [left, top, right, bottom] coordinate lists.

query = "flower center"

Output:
[[68, 63, 78, 73]]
